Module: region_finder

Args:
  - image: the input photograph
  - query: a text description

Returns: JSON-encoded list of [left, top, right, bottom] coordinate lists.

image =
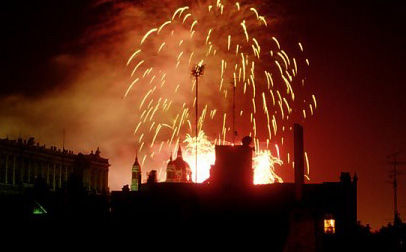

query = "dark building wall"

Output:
[[210, 145, 253, 190], [110, 175, 357, 252], [110, 139, 357, 251], [302, 174, 358, 236]]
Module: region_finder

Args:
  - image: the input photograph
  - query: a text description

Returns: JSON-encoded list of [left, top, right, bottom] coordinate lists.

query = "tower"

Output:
[[131, 154, 142, 191]]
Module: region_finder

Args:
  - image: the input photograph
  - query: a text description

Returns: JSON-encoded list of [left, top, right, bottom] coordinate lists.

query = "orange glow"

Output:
[[253, 150, 283, 184], [183, 131, 283, 184], [124, 1, 315, 182], [183, 131, 215, 183]]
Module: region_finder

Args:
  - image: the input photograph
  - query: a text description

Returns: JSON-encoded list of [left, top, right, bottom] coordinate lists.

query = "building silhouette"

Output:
[[166, 146, 192, 183], [0, 137, 109, 194], [111, 124, 358, 251]]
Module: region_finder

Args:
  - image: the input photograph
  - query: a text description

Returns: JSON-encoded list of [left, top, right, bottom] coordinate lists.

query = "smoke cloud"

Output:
[[0, 0, 305, 190]]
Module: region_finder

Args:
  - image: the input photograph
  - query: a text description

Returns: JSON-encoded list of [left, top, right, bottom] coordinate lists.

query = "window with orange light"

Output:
[[323, 218, 336, 234]]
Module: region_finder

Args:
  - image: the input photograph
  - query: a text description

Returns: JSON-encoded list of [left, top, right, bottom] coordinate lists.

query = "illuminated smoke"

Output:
[[124, 0, 316, 183]]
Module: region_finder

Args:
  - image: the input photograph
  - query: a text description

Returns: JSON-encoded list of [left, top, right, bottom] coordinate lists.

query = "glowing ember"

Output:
[[183, 131, 215, 183], [124, 0, 316, 183], [253, 150, 283, 184]]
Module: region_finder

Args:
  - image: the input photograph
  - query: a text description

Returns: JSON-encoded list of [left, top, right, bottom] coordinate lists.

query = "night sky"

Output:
[[1, 0, 405, 230]]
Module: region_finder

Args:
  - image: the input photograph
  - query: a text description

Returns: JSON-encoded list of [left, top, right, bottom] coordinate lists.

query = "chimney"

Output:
[[294, 124, 304, 201]]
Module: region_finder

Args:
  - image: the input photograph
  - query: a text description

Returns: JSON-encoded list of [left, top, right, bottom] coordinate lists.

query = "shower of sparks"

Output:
[[124, 0, 316, 184]]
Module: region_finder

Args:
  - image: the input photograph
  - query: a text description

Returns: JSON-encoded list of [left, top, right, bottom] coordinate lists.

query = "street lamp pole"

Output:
[[191, 64, 204, 183]]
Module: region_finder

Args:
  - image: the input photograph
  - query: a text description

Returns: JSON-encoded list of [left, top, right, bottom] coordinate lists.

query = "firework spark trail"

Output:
[[124, 0, 316, 183]]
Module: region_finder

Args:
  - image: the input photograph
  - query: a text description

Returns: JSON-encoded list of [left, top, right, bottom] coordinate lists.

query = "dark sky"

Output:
[[1, 0, 405, 230], [295, 0, 406, 230]]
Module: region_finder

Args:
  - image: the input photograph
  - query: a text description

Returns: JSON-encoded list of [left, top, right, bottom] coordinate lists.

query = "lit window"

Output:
[[324, 218, 335, 234]]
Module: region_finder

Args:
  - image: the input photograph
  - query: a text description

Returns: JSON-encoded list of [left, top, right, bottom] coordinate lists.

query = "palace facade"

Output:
[[0, 137, 109, 194]]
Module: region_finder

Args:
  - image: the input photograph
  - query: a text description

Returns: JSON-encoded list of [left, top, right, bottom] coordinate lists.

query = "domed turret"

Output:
[[166, 147, 192, 183]]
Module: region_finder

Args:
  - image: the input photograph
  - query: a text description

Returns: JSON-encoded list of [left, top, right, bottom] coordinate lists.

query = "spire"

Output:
[[177, 146, 182, 158], [133, 153, 140, 166]]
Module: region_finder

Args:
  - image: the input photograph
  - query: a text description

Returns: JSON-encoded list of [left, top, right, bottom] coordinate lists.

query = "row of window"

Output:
[[0, 157, 72, 186], [0, 157, 107, 191]]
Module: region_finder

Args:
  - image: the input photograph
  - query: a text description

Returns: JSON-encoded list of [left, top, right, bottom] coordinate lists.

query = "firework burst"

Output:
[[124, 0, 316, 183]]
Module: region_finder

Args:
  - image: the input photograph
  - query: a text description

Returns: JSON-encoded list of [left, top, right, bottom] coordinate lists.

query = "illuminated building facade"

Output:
[[166, 147, 192, 183], [0, 137, 109, 194], [131, 155, 141, 191]]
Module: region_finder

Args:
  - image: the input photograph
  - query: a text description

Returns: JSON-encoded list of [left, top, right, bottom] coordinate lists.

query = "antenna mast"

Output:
[[388, 152, 406, 226]]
